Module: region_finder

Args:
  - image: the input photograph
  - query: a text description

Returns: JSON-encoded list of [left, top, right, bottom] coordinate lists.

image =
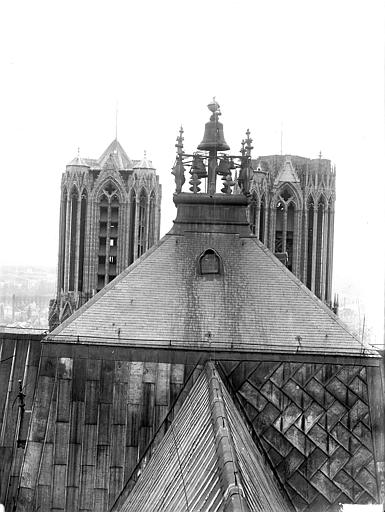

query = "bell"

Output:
[[197, 119, 230, 152], [191, 155, 207, 178], [217, 156, 231, 176]]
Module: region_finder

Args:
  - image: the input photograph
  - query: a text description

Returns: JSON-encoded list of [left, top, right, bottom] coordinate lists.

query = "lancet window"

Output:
[[325, 202, 333, 302], [137, 190, 147, 258], [148, 191, 156, 248], [59, 189, 67, 291], [78, 190, 87, 292], [259, 195, 266, 243], [315, 196, 325, 297], [306, 196, 315, 289], [249, 194, 258, 235], [129, 190, 136, 265], [68, 187, 79, 291], [97, 183, 120, 292], [274, 188, 296, 271]]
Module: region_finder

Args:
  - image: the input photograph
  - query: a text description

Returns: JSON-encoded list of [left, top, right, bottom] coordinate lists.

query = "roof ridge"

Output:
[[205, 362, 251, 511], [111, 361, 290, 511]]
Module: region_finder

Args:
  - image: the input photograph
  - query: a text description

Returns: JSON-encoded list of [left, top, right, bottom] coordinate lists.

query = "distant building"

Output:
[[48, 140, 162, 330], [248, 154, 336, 304]]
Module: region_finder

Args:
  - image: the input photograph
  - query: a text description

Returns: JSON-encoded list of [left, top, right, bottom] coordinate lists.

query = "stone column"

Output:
[[292, 208, 301, 277], [302, 209, 308, 284], [133, 197, 139, 261], [282, 206, 288, 253], [118, 202, 126, 273], [255, 205, 261, 239], [74, 194, 82, 292], [326, 207, 335, 303], [63, 194, 72, 293], [82, 191, 93, 296], [310, 207, 318, 293], [269, 205, 276, 251], [145, 193, 151, 252], [320, 206, 329, 302], [56, 191, 67, 297], [104, 199, 111, 285]]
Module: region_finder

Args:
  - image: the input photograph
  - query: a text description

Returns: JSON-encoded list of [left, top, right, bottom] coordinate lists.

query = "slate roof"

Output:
[[67, 154, 90, 167], [274, 157, 300, 184], [47, 197, 376, 357], [112, 362, 291, 512], [133, 151, 155, 170], [98, 139, 132, 169]]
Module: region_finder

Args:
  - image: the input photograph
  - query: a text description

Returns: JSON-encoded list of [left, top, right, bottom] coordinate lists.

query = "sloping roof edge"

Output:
[[247, 235, 377, 353], [47, 236, 169, 340]]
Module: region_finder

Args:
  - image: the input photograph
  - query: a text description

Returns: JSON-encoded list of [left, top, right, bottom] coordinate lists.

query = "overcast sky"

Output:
[[0, 0, 383, 344]]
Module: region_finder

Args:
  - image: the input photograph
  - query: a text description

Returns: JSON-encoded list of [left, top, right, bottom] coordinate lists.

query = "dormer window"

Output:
[[199, 249, 221, 275]]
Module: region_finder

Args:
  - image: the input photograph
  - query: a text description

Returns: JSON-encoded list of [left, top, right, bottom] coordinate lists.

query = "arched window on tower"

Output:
[[274, 188, 296, 271], [97, 182, 120, 292], [315, 196, 325, 297], [249, 193, 257, 235], [148, 191, 156, 248], [78, 189, 87, 292], [259, 195, 266, 243], [137, 189, 147, 257], [325, 201, 333, 302], [68, 187, 79, 291], [59, 188, 67, 291], [129, 190, 136, 265], [306, 196, 315, 289]]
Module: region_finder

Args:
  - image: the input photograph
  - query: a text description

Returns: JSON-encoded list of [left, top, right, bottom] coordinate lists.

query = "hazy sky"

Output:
[[0, 0, 384, 344]]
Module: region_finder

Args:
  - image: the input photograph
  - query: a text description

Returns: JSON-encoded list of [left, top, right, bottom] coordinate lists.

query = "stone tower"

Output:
[[248, 154, 335, 304], [48, 139, 162, 330]]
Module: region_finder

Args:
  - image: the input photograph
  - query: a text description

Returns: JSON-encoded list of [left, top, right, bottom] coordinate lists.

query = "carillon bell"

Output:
[[197, 122, 230, 152], [216, 156, 233, 176], [191, 155, 207, 178], [197, 99, 230, 152]]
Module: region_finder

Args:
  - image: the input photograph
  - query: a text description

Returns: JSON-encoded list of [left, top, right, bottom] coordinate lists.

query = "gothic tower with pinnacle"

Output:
[[48, 139, 162, 330], [248, 154, 336, 305]]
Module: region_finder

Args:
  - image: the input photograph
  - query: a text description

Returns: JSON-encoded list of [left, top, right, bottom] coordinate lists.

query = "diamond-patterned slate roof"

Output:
[[112, 362, 291, 512], [48, 208, 375, 356]]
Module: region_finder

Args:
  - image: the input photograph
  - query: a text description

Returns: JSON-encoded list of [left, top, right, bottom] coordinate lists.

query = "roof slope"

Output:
[[98, 139, 132, 169], [112, 362, 291, 512], [48, 227, 374, 357]]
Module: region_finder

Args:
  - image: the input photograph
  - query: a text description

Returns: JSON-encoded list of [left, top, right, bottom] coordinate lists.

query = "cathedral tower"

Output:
[[48, 140, 161, 330], [248, 154, 335, 304]]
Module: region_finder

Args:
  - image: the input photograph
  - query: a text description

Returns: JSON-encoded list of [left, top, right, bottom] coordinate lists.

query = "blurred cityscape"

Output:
[[0, 266, 56, 329]]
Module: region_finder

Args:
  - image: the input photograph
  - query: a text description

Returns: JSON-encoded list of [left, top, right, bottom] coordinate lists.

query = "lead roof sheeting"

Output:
[[115, 363, 290, 512]]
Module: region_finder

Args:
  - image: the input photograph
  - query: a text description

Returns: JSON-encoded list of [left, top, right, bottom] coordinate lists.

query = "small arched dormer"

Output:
[[198, 249, 222, 276]]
